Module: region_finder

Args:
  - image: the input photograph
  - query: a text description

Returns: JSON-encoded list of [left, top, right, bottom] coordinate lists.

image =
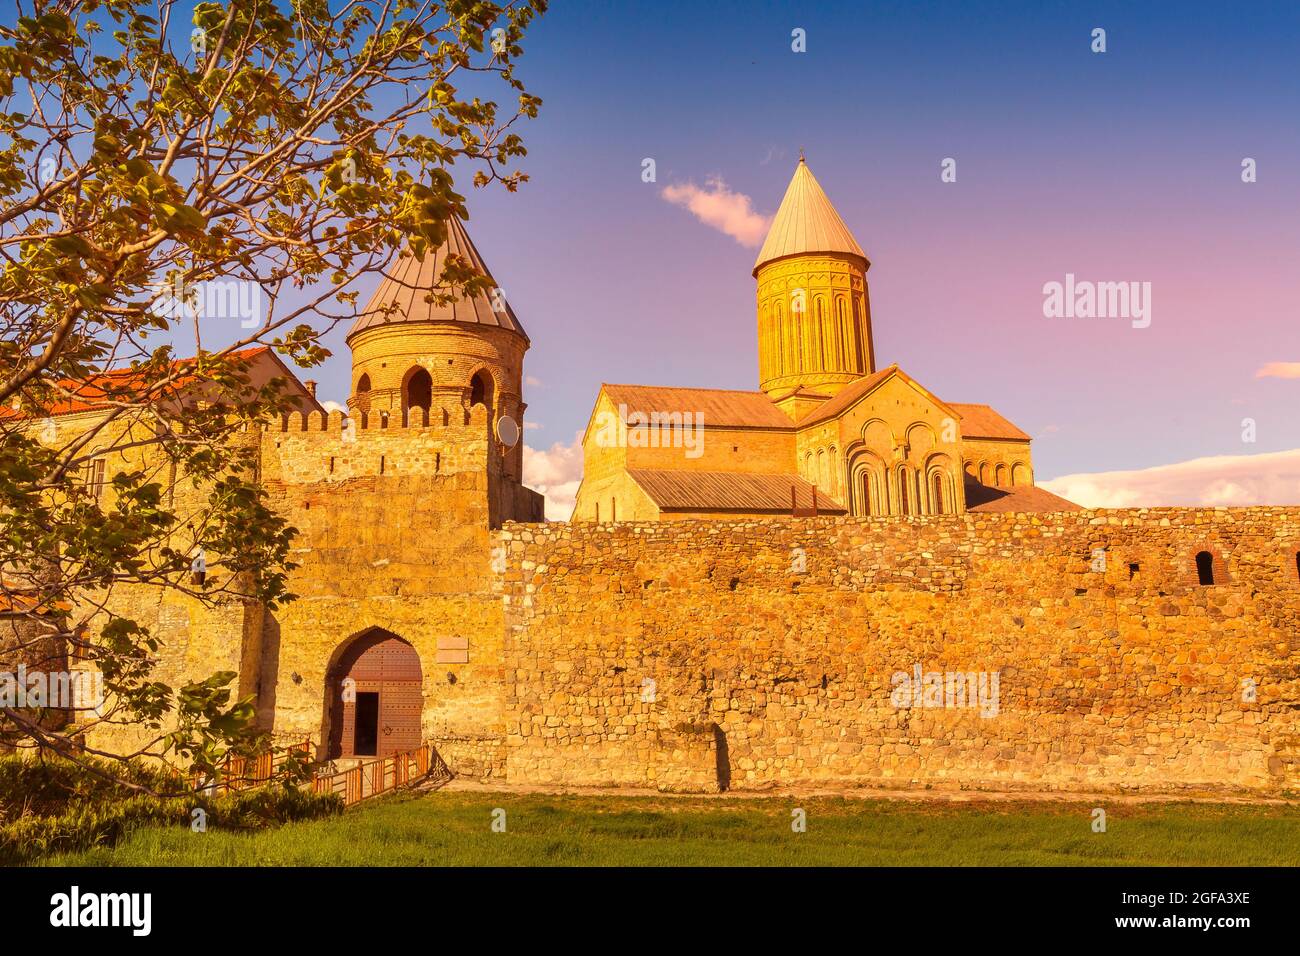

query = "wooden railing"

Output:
[[183, 740, 449, 807], [311, 742, 451, 807], [190, 738, 312, 796]]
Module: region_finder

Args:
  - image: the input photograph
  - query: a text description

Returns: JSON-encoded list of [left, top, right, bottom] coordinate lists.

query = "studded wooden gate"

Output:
[[329, 630, 422, 759]]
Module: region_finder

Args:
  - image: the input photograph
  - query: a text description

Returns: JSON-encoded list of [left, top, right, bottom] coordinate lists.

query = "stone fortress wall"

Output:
[[493, 508, 1300, 794], [81, 404, 538, 777], [77, 401, 1300, 794]]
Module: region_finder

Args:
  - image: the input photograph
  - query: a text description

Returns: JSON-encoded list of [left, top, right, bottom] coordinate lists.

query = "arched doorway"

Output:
[[325, 629, 422, 759]]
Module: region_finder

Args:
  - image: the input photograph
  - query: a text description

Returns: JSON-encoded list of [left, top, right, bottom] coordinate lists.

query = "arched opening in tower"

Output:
[[470, 369, 495, 419], [404, 367, 432, 412], [354, 373, 372, 411]]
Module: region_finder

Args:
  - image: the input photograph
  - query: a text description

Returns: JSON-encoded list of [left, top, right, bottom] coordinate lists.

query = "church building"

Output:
[[573, 157, 1078, 521]]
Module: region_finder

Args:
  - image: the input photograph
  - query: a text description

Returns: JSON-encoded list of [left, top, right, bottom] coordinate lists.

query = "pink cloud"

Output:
[[523, 433, 583, 521], [1255, 362, 1300, 379], [661, 177, 771, 247], [1040, 448, 1300, 508]]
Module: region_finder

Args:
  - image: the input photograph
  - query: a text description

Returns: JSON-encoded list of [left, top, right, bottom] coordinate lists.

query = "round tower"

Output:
[[753, 156, 875, 415], [346, 214, 529, 479]]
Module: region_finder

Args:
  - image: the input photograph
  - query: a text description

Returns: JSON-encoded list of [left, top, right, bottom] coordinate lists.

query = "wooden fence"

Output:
[[189, 738, 312, 796], [189, 740, 450, 808], [311, 743, 452, 807]]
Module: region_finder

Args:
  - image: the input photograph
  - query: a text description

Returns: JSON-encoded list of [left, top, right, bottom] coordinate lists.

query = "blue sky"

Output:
[[165, 1, 1300, 507]]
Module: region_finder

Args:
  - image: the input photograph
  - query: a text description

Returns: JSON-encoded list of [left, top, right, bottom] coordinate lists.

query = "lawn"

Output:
[[38, 789, 1300, 867]]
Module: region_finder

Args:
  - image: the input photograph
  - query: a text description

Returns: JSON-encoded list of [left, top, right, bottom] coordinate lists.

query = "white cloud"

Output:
[[525, 375, 543, 387], [1040, 447, 1300, 508], [523, 433, 583, 521], [661, 177, 771, 247], [321, 400, 346, 414], [1256, 362, 1300, 380]]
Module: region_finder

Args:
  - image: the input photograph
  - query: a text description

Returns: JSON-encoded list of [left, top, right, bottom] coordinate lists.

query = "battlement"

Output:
[[269, 402, 492, 436], [260, 402, 495, 485]]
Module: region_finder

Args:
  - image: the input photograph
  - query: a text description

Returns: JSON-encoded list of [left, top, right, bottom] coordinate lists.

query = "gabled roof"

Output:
[[947, 403, 1031, 441], [628, 469, 845, 514], [797, 365, 959, 428], [964, 482, 1081, 513], [600, 384, 794, 430], [754, 157, 868, 274], [347, 215, 527, 342]]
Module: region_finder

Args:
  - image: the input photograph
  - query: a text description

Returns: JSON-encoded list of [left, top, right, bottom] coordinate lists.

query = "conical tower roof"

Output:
[[347, 215, 527, 342], [753, 156, 867, 274]]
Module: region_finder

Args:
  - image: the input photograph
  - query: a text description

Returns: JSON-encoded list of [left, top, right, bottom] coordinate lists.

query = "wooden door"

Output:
[[331, 631, 422, 758]]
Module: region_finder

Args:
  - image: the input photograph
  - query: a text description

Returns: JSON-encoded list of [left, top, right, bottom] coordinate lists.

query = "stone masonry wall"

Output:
[[495, 508, 1300, 794], [256, 404, 508, 777]]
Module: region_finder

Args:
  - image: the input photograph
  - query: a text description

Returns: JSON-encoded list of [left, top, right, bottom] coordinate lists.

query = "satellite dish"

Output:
[[496, 415, 520, 448]]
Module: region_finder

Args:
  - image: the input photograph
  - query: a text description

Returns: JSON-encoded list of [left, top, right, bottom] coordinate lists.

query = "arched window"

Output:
[[898, 467, 912, 516], [860, 471, 872, 516], [774, 301, 784, 374], [835, 296, 850, 367], [1196, 551, 1215, 586], [404, 367, 431, 412], [812, 297, 826, 371], [978, 462, 990, 486], [470, 369, 494, 414], [995, 463, 1008, 487], [355, 373, 371, 394], [932, 472, 945, 514], [1295, 552, 1300, 582]]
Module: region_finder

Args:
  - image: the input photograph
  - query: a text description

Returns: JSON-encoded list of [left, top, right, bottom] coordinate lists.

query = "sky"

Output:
[[191, 1, 1300, 517]]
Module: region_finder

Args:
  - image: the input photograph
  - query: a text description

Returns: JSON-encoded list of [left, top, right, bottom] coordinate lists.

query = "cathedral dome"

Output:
[[753, 156, 868, 275], [347, 215, 528, 343]]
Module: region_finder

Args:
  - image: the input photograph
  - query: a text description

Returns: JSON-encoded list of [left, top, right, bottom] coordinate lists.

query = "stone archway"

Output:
[[324, 628, 422, 759]]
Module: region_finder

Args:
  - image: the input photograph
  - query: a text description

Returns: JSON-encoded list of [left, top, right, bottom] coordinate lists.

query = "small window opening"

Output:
[[1195, 551, 1215, 586]]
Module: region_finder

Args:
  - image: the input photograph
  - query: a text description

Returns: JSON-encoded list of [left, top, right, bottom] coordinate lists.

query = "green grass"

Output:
[[38, 790, 1300, 866]]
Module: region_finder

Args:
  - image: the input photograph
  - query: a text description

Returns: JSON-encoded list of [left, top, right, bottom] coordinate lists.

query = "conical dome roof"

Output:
[[347, 215, 527, 342], [753, 157, 867, 274]]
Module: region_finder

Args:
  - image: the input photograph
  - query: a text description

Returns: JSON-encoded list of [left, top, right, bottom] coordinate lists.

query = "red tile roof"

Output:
[[1, 347, 320, 420]]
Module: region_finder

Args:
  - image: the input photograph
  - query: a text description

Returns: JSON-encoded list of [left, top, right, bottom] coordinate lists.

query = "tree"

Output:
[[0, 0, 545, 790]]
